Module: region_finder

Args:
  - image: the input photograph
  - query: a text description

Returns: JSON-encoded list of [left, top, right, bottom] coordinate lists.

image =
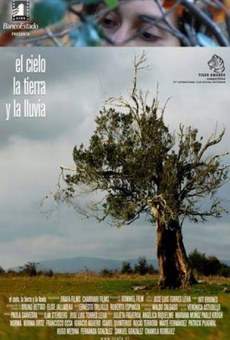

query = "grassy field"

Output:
[[0, 274, 229, 340]]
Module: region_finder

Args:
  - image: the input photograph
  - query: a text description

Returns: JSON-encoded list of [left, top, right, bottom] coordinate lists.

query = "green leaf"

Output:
[[105, 0, 118, 9], [32, 0, 67, 28]]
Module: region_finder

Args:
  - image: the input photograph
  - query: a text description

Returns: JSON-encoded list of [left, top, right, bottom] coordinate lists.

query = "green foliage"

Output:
[[134, 257, 156, 275], [105, 0, 118, 9], [100, 259, 156, 275], [67, 104, 228, 226], [76, 0, 118, 7], [189, 249, 230, 277], [61, 57, 229, 228], [32, 0, 67, 28], [71, 105, 175, 224], [100, 268, 115, 277], [121, 261, 133, 274], [19, 262, 39, 277], [31, 0, 118, 34]]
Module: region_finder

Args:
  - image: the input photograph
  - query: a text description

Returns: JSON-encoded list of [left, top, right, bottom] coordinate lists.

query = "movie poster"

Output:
[[0, 1, 229, 339]]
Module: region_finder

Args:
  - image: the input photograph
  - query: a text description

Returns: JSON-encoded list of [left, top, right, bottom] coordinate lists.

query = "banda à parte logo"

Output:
[[12, 0, 30, 22], [207, 55, 225, 74]]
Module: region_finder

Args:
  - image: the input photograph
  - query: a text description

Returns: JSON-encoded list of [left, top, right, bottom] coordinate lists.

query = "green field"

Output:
[[0, 274, 229, 340]]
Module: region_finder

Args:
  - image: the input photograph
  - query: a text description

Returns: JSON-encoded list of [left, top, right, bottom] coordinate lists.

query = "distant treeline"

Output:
[[189, 249, 230, 277], [102, 251, 230, 277], [0, 250, 229, 277], [0, 262, 54, 277], [101, 257, 157, 276]]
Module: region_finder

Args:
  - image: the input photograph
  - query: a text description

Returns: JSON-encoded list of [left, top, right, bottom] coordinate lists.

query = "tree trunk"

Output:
[[157, 218, 196, 289]]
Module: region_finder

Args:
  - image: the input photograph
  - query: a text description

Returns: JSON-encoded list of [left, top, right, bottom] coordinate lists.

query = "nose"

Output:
[[111, 24, 130, 46]]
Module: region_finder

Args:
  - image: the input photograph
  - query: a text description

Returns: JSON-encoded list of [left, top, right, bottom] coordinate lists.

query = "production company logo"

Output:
[[2, 0, 38, 37], [12, 0, 30, 22], [198, 54, 226, 83], [207, 55, 225, 74], [173, 54, 226, 85]]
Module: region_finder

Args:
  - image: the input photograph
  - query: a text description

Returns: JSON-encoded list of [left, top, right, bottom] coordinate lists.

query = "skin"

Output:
[[94, 0, 180, 46]]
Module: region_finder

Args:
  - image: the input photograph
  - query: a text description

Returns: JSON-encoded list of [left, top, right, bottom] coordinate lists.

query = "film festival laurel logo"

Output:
[[12, 0, 30, 22]]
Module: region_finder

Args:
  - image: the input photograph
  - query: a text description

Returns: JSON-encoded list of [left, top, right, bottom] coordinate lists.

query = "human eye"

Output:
[[139, 29, 161, 43], [100, 13, 120, 31]]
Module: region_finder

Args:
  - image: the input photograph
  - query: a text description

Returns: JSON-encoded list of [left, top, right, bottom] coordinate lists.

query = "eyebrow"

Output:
[[95, 4, 168, 36], [139, 13, 186, 42], [139, 13, 168, 24], [139, 13, 174, 33], [97, 9, 163, 29], [95, 2, 162, 20]]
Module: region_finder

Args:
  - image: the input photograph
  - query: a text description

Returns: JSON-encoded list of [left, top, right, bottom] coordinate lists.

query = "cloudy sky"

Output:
[[0, 47, 229, 269]]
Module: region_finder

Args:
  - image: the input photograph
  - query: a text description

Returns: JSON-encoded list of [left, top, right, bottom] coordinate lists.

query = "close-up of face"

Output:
[[1, 0, 229, 46], [85, 0, 180, 46]]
